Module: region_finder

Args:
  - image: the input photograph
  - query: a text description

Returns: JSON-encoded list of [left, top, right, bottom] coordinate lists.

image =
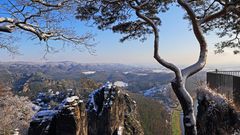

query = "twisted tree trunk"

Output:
[[171, 78, 197, 135], [128, 0, 208, 134]]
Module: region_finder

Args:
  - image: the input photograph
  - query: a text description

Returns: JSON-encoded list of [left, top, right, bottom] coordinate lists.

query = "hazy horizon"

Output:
[[1, 5, 240, 67], [1, 60, 239, 70]]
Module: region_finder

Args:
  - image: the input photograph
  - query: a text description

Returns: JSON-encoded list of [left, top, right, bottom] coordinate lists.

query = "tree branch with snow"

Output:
[[0, 0, 95, 54]]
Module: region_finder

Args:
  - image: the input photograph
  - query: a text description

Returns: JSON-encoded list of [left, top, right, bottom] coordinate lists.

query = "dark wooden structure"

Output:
[[207, 71, 240, 106]]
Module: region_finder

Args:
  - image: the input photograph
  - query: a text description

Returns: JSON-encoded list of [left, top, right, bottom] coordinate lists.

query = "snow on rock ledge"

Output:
[[32, 110, 57, 121], [197, 86, 240, 135], [87, 82, 144, 135], [87, 81, 118, 114], [29, 83, 144, 135], [28, 95, 87, 135], [58, 96, 83, 110]]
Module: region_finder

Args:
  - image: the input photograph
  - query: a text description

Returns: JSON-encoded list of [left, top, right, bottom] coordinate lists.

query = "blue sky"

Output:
[[1, 4, 240, 67]]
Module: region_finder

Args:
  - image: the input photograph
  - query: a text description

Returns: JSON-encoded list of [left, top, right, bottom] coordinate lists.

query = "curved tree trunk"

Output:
[[171, 79, 197, 135], [128, 0, 208, 134]]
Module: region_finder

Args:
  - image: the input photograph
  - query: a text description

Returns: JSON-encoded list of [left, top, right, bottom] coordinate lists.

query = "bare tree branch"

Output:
[[31, 0, 68, 8], [0, 24, 15, 33], [0, 33, 19, 54], [0, 0, 94, 54]]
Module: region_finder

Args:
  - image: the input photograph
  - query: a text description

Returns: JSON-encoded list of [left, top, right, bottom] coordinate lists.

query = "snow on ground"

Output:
[[87, 82, 116, 113], [114, 81, 128, 87], [64, 96, 79, 103], [152, 69, 163, 73], [152, 69, 172, 73], [32, 110, 57, 121], [103, 81, 113, 89], [123, 71, 147, 76], [82, 71, 96, 75], [118, 126, 124, 135], [136, 73, 148, 76], [31, 103, 41, 112], [88, 88, 103, 112], [143, 87, 166, 97], [123, 72, 130, 75], [143, 85, 174, 112], [59, 96, 80, 109]]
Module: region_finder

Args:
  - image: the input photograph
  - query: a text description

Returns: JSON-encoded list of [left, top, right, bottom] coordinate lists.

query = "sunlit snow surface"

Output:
[[114, 81, 128, 87], [32, 110, 57, 121], [32, 95, 82, 121], [64, 96, 79, 103], [118, 126, 124, 135], [82, 71, 96, 75], [87, 82, 117, 113], [152, 69, 172, 73], [143, 87, 167, 97]]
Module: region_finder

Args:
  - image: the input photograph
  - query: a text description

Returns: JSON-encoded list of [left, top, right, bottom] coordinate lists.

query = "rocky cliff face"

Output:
[[50, 96, 87, 135], [197, 87, 240, 135], [87, 83, 144, 135], [28, 83, 144, 135], [28, 96, 87, 135]]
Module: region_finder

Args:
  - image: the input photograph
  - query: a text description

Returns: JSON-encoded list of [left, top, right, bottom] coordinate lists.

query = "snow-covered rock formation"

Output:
[[197, 86, 240, 135], [87, 82, 143, 135], [28, 82, 144, 135], [28, 95, 87, 135]]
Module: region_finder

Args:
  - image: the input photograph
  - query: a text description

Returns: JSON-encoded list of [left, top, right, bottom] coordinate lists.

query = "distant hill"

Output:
[[0, 62, 174, 93]]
